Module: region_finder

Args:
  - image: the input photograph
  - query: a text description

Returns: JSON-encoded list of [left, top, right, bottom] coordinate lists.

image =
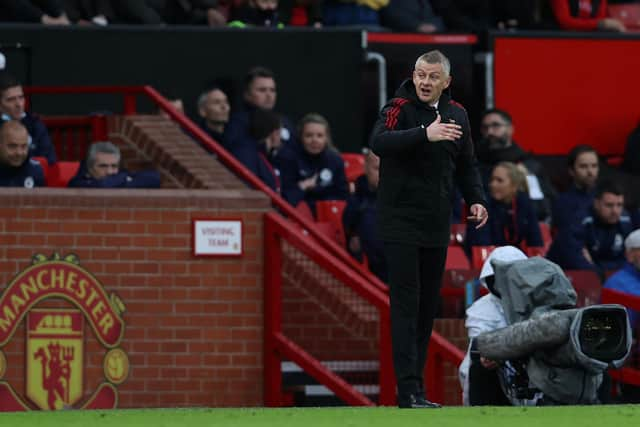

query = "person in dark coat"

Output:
[[551, 144, 599, 230], [465, 161, 543, 254], [0, 120, 45, 188], [0, 0, 70, 24], [370, 50, 487, 409], [380, 0, 445, 33], [224, 67, 294, 155], [0, 72, 57, 165], [278, 112, 348, 214], [547, 179, 634, 276], [342, 150, 386, 282], [232, 108, 282, 193], [550, 0, 625, 31], [196, 86, 230, 147], [68, 141, 160, 188]]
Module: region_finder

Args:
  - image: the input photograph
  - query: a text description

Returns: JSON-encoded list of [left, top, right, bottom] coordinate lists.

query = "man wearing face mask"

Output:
[[228, 0, 284, 27], [477, 108, 556, 223]]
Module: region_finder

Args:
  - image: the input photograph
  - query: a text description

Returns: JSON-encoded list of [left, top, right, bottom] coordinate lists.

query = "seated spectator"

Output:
[[224, 67, 294, 154], [233, 108, 282, 193], [0, 0, 70, 24], [380, 0, 445, 33], [0, 72, 56, 165], [552, 144, 599, 230], [68, 141, 160, 188], [196, 86, 230, 146], [622, 121, 640, 176], [229, 0, 284, 27], [477, 108, 555, 222], [458, 245, 529, 406], [547, 179, 634, 275], [550, 0, 626, 31], [604, 229, 640, 328], [63, 0, 113, 25], [343, 150, 386, 282], [0, 120, 45, 188], [465, 162, 543, 255], [110, 0, 227, 26], [278, 113, 348, 214], [322, 0, 386, 28], [279, 0, 323, 27]]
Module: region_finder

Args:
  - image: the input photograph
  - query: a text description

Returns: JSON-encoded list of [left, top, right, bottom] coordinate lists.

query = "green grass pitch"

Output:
[[1, 405, 639, 427]]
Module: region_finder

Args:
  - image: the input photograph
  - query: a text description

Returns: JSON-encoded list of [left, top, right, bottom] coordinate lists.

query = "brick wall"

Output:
[[433, 319, 468, 406], [0, 188, 270, 408], [108, 115, 248, 190]]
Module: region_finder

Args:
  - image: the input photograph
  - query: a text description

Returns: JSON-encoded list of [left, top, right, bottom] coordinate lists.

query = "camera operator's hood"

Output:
[[493, 257, 577, 325], [479, 246, 527, 284]]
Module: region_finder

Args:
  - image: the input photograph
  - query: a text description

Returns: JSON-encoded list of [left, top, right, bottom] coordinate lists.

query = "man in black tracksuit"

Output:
[[371, 50, 487, 409]]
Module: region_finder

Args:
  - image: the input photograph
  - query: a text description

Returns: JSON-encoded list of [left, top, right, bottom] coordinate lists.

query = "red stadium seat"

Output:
[[47, 161, 80, 188], [564, 269, 602, 308], [316, 200, 347, 247], [313, 221, 344, 248], [471, 245, 496, 270], [446, 246, 471, 270], [341, 153, 365, 183], [294, 201, 314, 222], [526, 246, 547, 257]]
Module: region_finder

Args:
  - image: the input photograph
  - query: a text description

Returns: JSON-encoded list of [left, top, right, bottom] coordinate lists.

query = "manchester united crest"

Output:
[[0, 254, 128, 411]]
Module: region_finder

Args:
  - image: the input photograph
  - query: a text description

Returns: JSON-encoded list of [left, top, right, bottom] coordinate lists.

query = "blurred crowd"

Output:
[[0, 0, 638, 34]]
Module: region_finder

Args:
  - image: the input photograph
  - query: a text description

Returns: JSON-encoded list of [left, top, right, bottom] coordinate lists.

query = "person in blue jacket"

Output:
[[68, 141, 160, 188], [0, 71, 56, 165], [278, 112, 348, 215], [232, 108, 282, 194], [547, 179, 634, 276], [466, 161, 543, 254], [223, 67, 294, 155], [0, 120, 45, 187], [551, 144, 599, 230], [342, 150, 386, 282], [604, 229, 640, 328]]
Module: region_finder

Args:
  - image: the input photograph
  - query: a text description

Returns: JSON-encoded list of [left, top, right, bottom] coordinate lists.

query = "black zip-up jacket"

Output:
[[370, 79, 485, 247]]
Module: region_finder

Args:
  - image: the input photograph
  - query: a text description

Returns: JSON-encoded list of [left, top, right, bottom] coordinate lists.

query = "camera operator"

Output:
[[458, 246, 534, 406], [459, 246, 620, 406]]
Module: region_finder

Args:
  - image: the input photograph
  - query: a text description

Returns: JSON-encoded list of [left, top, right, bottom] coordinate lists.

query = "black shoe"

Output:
[[398, 394, 442, 409]]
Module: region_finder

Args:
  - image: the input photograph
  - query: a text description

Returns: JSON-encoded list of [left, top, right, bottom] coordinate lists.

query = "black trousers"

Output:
[[384, 242, 447, 398]]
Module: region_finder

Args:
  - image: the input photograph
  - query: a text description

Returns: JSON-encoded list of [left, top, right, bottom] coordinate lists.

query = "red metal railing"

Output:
[[25, 85, 465, 406], [25, 85, 387, 292], [265, 211, 392, 406], [264, 211, 464, 406]]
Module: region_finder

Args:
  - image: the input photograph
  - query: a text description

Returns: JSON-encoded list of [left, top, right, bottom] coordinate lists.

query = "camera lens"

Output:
[[578, 308, 627, 362]]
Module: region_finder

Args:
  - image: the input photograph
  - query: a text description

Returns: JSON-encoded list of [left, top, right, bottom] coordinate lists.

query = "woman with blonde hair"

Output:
[[278, 112, 348, 215], [465, 161, 543, 254]]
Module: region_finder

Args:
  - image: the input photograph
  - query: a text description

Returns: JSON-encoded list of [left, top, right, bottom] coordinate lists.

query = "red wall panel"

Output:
[[494, 36, 640, 155]]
